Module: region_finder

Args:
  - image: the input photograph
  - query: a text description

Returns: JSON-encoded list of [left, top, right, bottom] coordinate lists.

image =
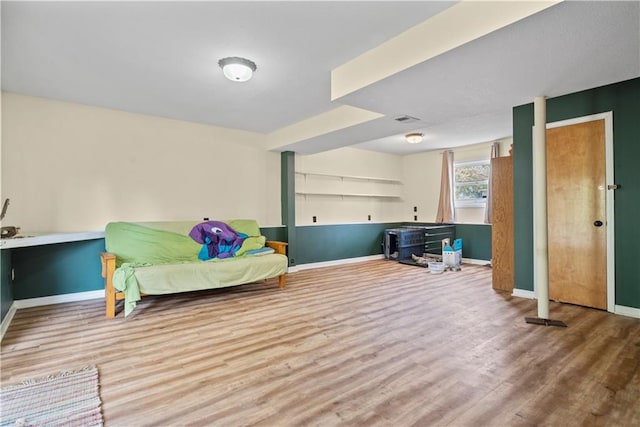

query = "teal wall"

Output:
[[10, 239, 105, 300], [1, 250, 13, 321], [454, 224, 492, 261], [260, 226, 287, 243], [295, 222, 404, 265], [294, 222, 492, 265], [281, 151, 297, 266], [513, 77, 640, 308]]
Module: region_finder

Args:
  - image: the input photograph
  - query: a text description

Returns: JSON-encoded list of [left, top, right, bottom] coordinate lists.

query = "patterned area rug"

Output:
[[0, 365, 103, 427]]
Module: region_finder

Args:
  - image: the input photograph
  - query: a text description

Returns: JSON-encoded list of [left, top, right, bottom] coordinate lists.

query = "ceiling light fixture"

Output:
[[405, 132, 424, 144], [218, 57, 257, 82]]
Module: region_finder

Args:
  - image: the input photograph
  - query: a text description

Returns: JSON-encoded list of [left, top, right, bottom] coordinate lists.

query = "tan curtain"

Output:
[[435, 150, 455, 223], [484, 142, 500, 223]]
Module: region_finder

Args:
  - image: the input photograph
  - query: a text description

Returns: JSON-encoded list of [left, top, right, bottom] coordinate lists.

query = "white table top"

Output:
[[0, 231, 105, 249]]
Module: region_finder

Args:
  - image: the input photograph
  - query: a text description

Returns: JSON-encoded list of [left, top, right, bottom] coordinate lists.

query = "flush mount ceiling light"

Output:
[[218, 57, 257, 82], [405, 132, 424, 144]]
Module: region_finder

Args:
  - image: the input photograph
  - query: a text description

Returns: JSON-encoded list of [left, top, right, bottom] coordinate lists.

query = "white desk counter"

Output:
[[0, 231, 105, 249]]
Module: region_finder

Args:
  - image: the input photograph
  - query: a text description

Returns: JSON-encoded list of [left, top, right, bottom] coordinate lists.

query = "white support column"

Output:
[[533, 96, 549, 319]]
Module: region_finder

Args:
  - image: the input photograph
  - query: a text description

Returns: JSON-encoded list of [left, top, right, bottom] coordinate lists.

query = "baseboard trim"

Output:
[[462, 258, 491, 266], [289, 254, 385, 272], [288, 255, 490, 273], [13, 289, 104, 310], [614, 305, 640, 319], [1, 302, 17, 342], [507, 294, 639, 317], [512, 289, 536, 299]]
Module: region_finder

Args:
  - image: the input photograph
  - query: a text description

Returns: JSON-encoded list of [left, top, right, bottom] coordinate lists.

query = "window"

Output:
[[454, 160, 490, 207]]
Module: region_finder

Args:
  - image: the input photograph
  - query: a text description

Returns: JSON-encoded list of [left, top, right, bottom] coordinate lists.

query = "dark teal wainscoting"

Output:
[[260, 226, 287, 244], [294, 222, 493, 266], [513, 77, 640, 309], [295, 222, 404, 265], [10, 239, 106, 300], [1, 250, 13, 322], [453, 224, 492, 261]]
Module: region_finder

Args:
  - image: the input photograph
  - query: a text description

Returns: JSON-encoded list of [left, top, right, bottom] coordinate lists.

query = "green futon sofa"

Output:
[[101, 220, 288, 318]]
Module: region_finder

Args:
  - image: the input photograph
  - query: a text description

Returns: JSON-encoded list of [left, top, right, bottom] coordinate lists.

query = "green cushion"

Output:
[[228, 219, 261, 237]]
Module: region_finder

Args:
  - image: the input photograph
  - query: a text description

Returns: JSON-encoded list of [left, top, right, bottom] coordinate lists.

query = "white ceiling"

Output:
[[2, 1, 639, 156]]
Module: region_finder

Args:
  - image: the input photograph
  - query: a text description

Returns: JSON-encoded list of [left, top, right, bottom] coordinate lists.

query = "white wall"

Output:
[[1, 92, 514, 231], [402, 150, 443, 223], [402, 138, 512, 224], [293, 139, 513, 226], [295, 148, 405, 225], [1, 93, 282, 232]]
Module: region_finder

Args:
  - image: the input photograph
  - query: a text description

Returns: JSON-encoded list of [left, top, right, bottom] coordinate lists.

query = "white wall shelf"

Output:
[[295, 171, 403, 199], [295, 148, 406, 225], [295, 171, 402, 184], [294, 166, 404, 225], [296, 191, 402, 199]]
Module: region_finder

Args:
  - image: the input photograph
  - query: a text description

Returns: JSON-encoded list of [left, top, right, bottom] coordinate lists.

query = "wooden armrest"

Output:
[[100, 252, 116, 278], [265, 240, 288, 255]]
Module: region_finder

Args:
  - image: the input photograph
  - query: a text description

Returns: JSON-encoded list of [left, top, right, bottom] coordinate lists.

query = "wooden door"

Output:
[[546, 119, 607, 309], [491, 156, 514, 292]]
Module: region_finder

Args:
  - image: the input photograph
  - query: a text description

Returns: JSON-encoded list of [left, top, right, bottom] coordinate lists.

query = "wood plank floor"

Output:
[[2, 260, 639, 426]]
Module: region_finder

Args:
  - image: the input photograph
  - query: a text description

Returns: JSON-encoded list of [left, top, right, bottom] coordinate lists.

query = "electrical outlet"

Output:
[[313, 216, 317, 223], [414, 215, 418, 221], [368, 215, 371, 221], [414, 206, 417, 212]]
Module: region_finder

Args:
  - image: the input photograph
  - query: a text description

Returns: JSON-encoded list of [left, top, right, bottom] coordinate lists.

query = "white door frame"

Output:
[[539, 111, 615, 313]]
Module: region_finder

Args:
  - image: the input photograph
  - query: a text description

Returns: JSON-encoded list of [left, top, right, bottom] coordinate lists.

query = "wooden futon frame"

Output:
[[100, 240, 288, 318]]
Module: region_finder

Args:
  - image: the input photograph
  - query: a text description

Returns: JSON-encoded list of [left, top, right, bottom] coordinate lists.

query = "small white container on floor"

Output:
[[428, 262, 445, 274]]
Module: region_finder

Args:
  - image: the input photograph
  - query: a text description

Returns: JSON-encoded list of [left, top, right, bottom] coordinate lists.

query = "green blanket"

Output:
[[105, 221, 271, 316], [106, 222, 202, 267]]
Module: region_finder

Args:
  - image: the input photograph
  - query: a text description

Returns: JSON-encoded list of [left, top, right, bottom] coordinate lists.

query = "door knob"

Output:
[[593, 220, 603, 227]]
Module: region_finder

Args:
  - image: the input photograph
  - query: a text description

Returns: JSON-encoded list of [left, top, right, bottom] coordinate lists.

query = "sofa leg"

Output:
[[106, 294, 116, 318], [279, 274, 286, 289]]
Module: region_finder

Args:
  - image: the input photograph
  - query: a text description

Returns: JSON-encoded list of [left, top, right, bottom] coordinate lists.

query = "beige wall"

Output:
[[1, 92, 513, 231], [295, 148, 405, 225], [294, 140, 513, 226], [1, 93, 282, 232], [401, 150, 443, 223], [402, 138, 512, 224]]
